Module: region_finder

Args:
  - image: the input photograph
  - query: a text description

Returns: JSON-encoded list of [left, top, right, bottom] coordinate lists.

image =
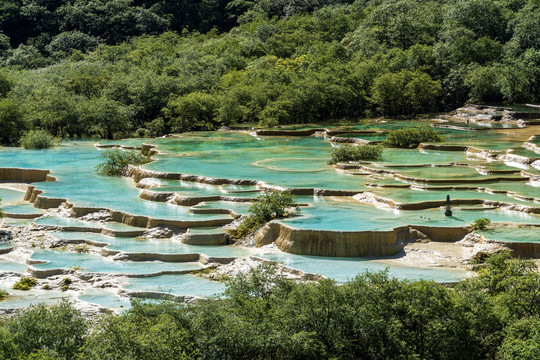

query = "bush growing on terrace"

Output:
[[12, 277, 37, 291], [232, 191, 299, 238], [384, 126, 445, 148], [329, 144, 383, 164], [19, 129, 56, 149], [95, 149, 150, 176], [471, 217, 491, 230]]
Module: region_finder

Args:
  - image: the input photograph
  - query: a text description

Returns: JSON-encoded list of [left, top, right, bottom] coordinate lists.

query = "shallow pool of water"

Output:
[[1, 122, 540, 310], [0, 188, 25, 204], [0, 260, 28, 273], [478, 227, 540, 243], [124, 274, 226, 298], [31, 249, 201, 275], [259, 252, 469, 283], [280, 200, 540, 231]]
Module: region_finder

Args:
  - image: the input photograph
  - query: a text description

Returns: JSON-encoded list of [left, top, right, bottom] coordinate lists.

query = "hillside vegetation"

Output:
[[0, 0, 539, 144]]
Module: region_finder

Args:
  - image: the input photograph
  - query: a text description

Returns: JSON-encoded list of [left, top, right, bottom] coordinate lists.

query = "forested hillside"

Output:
[[0, 0, 539, 143]]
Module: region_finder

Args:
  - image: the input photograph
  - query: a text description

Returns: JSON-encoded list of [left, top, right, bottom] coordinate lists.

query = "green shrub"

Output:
[[19, 129, 53, 149], [60, 278, 72, 292], [74, 244, 89, 253], [13, 277, 37, 291], [0, 98, 27, 146], [232, 191, 299, 238], [0, 328, 18, 360], [329, 144, 383, 164], [0, 289, 8, 300], [134, 128, 151, 138], [4, 301, 87, 359], [147, 118, 167, 137], [471, 217, 491, 231], [19, 130, 55, 149], [95, 149, 150, 176], [384, 126, 445, 148]]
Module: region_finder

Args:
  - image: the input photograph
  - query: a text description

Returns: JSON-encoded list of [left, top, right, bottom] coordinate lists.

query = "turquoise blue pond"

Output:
[[35, 216, 102, 229], [79, 289, 132, 311], [125, 274, 226, 298], [0, 290, 70, 309], [49, 231, 254, 257], [259, 253, 469, 283], [0, 260, 27, 273], [193, 201, 252, 215], [2, 204, 45, 215], [49, 231, 113, 244], [31, 249, 201, 275], [478, 227, 540, 243], [1, 217, 35, 226], [0, 188, 25, 204], [1, 122, 540, 309], [145, 134, 475, 190], [0, 143, 231, 221], [280, 200, 540, 231], [370, 188, 540, 207]]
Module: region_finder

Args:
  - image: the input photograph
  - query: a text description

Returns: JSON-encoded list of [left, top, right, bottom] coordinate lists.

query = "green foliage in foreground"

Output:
[[472, 217, 492, 230], [19, 130, 55, 149], [2, 301, 87, 359], [329, 144, 383, 164], [0, 253, 539, 359], [95, 149, 150, 176], [233, 191, 299, 238], [12, 277, 37, 291], [384, 126, 445, 149]]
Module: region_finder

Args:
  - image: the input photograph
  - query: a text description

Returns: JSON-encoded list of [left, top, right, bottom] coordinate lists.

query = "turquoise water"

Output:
[[31, 249, 201, 275], [49, 231, 254, 257], [35, 216, 102, 229], [384, 166, 496, 180], [2, 204, 45, 215], [509, 147, 540, 159], [259, 253, 469, 283], [0, 290, 71, 309], [478, 227, 540, 243], [0, 143, 231, 221], [193, 201, 252, 215], [0, 188, 25, 204], [1, 218, 35, 226], [280, 199, 540, 231], [145, 134, 473, 189], [125, 274, 226, 297], [50, 231, 114, 244], [370, 188, 540, 207], [0, 260, 28, 273], [1, 122, 540, 309], [481, 182, 540, 199], [79, 289, 132, 311]]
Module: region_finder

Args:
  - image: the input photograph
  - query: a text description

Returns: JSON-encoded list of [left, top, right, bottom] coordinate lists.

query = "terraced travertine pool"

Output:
[[1, 118, 540, 310]]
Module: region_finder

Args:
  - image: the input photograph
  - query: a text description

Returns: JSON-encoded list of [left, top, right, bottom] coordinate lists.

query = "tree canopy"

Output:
[[1, 0, 540, 144]]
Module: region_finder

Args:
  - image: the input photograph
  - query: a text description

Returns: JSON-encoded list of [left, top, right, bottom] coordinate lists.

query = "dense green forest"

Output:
[[0, 0, 540, 144], [0, 253, 538, 359]]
